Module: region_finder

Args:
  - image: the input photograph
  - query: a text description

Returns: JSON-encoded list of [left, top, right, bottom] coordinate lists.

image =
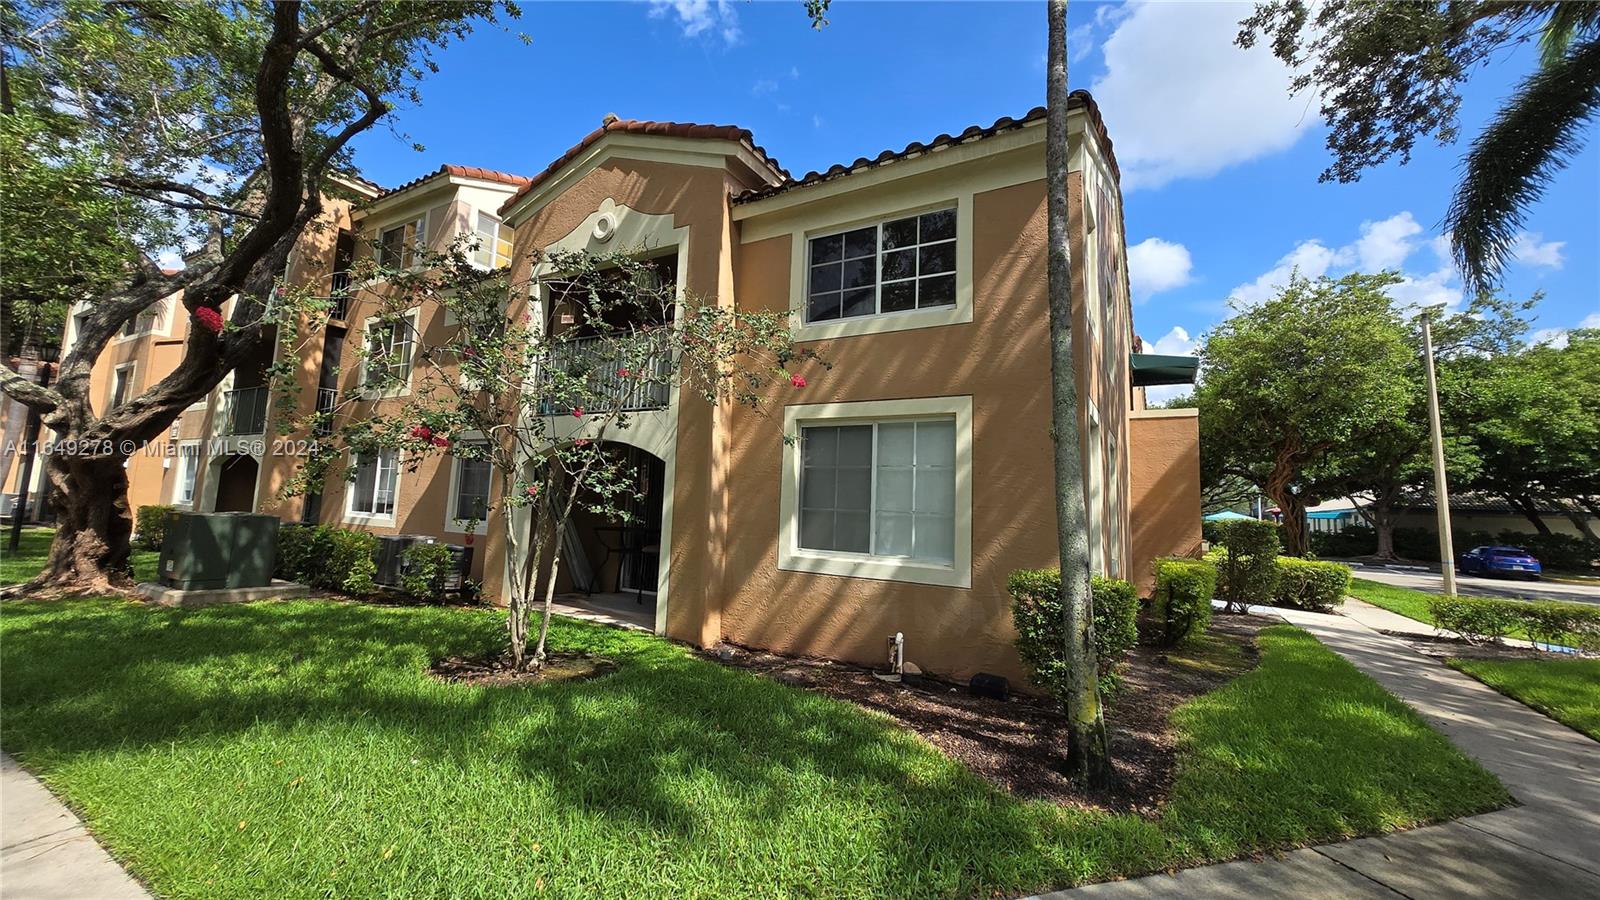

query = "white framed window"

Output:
[[470, 211, 513, 270], [110, 363, 135, 409], [174, 441, 200, 507], [377, 214, 427, 269], [445, 439, 492, 534], [805, 207, 956, 324], [360, 310, 418, 397], [345, 449, 398, 523], [117, 301, 162, 340], [779, 396, 972, 588]]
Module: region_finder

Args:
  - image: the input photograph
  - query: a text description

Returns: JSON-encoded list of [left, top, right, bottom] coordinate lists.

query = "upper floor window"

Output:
[[120, 305, 160, 338], [472, 212, 512, 269], [363, 311, 416, 392], [377, 215, 426, 269], [110, 364, 134, 408], [806, 208, 956, 323]]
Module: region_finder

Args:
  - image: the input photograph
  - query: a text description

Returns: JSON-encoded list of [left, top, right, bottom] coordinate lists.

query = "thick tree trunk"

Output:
[[24, 452, 135, 595], [1371, 491, 1398, 560], [1265, 467, 1309, 557], [1509, 494, 1552, 535], [1562, 506, 1599, 544], [1044, 0, 1113, 791]]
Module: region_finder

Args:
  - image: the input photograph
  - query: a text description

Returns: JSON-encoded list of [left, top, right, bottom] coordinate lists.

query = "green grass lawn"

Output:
[[1347, 577, 1442, 626], [1447, 657, 1600, 741], [0, 595, 1509, 899], [0, 527, 158, 585]]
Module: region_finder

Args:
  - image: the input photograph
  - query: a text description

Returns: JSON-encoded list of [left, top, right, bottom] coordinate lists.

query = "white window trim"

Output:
[[466, 206, 511, 272], [444, 435, 492, 535], [358, 308, 419, 399], [110, 362, 137, 410], [778, 395, 972, 588], [374, 210, 431, 273], [787, 200, 973, 342], [172, 440, 201, 508], [114, 297, 166, 343], [343, 448, 399, 526]]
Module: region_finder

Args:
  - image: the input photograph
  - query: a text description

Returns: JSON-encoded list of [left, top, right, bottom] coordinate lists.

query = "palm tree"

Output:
[[1447, 4, 1600, 294]]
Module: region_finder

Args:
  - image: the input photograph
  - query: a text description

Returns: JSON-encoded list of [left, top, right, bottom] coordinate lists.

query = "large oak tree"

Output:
[[0, 0, 507, 594]]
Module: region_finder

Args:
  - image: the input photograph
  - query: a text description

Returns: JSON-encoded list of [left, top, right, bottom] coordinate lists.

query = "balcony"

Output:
[[221, 386, 269, 436], [328, 271, 351, 321], [538, 334, 671, 415], [313, 387, 338, 436]]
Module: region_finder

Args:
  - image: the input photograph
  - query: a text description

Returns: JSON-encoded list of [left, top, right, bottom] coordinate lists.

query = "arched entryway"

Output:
[[550, 444, 667, 630]]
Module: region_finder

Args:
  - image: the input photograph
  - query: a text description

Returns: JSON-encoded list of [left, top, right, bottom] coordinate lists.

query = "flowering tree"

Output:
[[277, 240, 821, 671]]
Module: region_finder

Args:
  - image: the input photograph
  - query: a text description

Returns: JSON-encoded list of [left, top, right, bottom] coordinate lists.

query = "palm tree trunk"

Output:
[[1045, 0, 1112, 791]]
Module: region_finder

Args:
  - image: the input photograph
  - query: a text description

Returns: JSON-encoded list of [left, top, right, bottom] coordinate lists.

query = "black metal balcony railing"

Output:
[[223, 386, 269, 435], [328, 271, 351, 321], [313, 387, 338, 436], [538, 334, 671, 416]]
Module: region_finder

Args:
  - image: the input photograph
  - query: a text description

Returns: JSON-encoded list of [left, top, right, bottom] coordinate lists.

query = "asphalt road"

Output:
[[1350, 567, 1600, 605]]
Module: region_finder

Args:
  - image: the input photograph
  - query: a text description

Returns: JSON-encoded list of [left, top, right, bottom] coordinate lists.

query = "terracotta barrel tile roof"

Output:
[[376, 164, 530, 200], [498, 117, 788, 217], [733, 90, 1118, 204]]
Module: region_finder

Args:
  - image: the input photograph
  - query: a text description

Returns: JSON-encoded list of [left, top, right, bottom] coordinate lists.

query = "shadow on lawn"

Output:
[[0, 601, 1506, 895]]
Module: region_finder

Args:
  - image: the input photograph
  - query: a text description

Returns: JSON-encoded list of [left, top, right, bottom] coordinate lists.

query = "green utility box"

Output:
[[158, 511, 280, 591]]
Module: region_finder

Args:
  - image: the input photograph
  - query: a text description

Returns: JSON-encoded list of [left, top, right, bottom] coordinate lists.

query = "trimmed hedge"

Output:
[[1153, 557, 1217, 646], [276, 524, 378, 596], [134, 505, 175, 551], [1212, 519, 1281, 612], [1429, 595, 1600, 651], [1008, 569, 1139, 698], [1273, 558, 1352, 612]]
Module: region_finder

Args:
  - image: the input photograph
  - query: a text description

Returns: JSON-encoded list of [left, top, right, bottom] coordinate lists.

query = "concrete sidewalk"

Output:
[[1, 753, 149, 899], [1035, 605, 1600, 899]]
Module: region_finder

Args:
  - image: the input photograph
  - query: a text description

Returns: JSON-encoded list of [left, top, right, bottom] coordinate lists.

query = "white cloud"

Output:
[[1532, 312, 1600, 348], [812, 113, 824, 130], [648, 0, 740, 44], [1068, 23, 1096, 63], [1353, 212, 1423, 271], [1143, 325, 1199, 405], [1090, 0, 1313, 190], [1227, 239, 1344, 307], [1226, 212, 1471, 312], [1511, 232, 1566, 269], [751, 78, 778, 96], [1127, 237, 1194, 300]]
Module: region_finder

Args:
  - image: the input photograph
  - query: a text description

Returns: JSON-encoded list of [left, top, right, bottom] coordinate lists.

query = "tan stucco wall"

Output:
[[1128, 408, 1202, 595]]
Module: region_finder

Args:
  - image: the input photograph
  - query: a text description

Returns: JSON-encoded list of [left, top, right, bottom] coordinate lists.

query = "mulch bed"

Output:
[[429, 651, 618, 687], [706, 612, 1270, 816]]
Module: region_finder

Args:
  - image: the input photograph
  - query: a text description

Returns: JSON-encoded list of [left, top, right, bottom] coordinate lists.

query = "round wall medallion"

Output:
[[593, 213, 617, 243]]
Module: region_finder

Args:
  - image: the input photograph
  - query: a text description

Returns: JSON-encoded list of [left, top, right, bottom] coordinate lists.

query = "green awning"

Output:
[[1131, 353, 1199, 387]]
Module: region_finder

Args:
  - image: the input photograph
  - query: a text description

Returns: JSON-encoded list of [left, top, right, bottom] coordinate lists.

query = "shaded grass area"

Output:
[[1448, 657, 1600, 741], [0, 596, 1508, 899], [0, 527, 158, 586], [1348, 577, 1442, 626]]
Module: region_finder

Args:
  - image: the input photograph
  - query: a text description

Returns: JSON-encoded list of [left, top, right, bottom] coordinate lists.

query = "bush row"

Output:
[[275, 524, 379, 596], [1312, 524, 1598, 571], [1272, 557, 1352, 612], [1152, 557, 1216, 646], [1428, 596, 1600, 651], [1008, 569, 1139, 697]]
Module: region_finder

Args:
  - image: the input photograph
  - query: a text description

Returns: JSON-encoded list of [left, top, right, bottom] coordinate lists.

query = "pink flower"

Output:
[[193, 307, 224, 334], [617, 368, 631, 378], [572, 407, 585, 418], [409, 425, 432, 440], [574, 438, 589, 447], [525, 485, 539, 497], [789, 373, 807, 388], [431, 436, 450, 449]]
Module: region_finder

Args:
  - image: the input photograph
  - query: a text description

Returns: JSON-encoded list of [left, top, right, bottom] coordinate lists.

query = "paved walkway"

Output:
[[1, 753, 149, 899], [1035, 603, 1600, 899]]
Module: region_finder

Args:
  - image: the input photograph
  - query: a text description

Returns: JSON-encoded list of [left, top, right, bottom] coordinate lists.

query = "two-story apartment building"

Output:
[[38, 92, 1200, 684]]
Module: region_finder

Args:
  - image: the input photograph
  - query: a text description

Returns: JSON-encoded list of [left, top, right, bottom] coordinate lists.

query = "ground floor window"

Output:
[[447, 442, 491, 532], [780, 396, 972, 588], [174, 443, 200, 506], [347, 449, 397, 519]]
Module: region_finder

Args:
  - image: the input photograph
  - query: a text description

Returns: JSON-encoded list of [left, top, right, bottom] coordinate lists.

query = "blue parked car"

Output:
[[1457, 546, 1543, 579]]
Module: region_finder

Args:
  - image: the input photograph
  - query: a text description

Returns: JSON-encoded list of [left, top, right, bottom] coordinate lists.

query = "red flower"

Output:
[[431, 436, 450, 449], [789, 373, 807, 388], [572, 407, 585, 418], [464, 533, 475, 546], [617, 368, 631, 378], [409, 425, 432, 440], [574, 438, 589, 447], [193, 307, 224, 334]]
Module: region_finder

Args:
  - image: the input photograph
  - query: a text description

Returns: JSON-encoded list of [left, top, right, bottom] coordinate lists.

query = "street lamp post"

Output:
[[1421, 309, 1457, 596]]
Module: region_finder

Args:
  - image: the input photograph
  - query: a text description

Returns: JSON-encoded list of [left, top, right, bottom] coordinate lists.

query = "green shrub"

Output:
[[1153, 557, 1217, 646], [275, 524, 378, 596], [1309, 524, 1377, 558], [1273, 558, 1352, 612], [1316, 525, 1598, 571], [1212, 519, 1281, 612], [134, 505, 175, 551], [1502, 599, 1600, 651], [1008, 569, 1139, 698], [399, 541, 458, 602], [1428, 596, 1519, 643]]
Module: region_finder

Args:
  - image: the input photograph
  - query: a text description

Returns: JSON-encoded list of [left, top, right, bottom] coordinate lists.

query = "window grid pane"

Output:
[[805, 208, 956, 324], [799, 418, 956, 564]]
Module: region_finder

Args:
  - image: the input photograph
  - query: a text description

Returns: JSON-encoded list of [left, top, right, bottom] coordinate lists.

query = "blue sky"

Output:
[[349, 0, 1599, 397]]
